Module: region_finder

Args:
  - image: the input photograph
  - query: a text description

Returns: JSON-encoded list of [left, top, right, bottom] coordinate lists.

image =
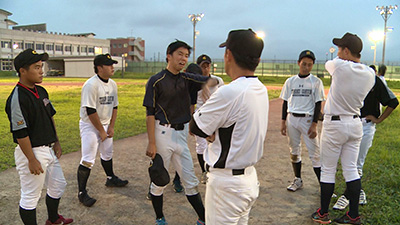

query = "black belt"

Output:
[[159, 122, 185, 131], [205, 164, 245, 176], [361, 117, 371, 123], [292, 113, 307, 117], [331, 115, 358, 121]]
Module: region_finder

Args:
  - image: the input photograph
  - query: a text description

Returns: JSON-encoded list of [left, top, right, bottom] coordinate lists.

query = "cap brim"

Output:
[[40, 53, 49, 61], [219, 42, 227, 48], [103, 60, 118, 65], [332, 38, 342, 46]]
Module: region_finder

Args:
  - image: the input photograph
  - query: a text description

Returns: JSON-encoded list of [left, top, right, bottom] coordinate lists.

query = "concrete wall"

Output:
[[62, 56, 122, 77]]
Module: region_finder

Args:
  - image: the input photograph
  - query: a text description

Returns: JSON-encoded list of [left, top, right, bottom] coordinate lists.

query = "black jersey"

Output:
[[361, 76, 399, 118], [5, 83, 57, 147], [143, 69, 208, 124]]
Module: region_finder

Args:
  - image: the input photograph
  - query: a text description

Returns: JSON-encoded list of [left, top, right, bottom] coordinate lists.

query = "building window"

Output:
[[113, 44, 117, 48], [13, 42, 23, 49], [94, 47, 102, 54], [2, 60, 13, 71], [24, 42, 34, 49], [55, 45, 63, 51], [77, 46, 80, 53], [123, 43, 128, 48], [36, 43, 44, 50], [46, 44, 54, 51], [88, 47, 94, 53], [118, 44, 122, 48], [65, 46, 71, 52], [81, 47, 87, 53], [1, 41, 11, 48]]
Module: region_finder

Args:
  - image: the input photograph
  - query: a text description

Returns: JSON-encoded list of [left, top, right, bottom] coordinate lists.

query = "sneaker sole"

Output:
[[311, 218, 331, 224]]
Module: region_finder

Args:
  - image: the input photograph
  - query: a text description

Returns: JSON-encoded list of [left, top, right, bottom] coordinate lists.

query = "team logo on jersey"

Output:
[[99, 96, 114, 105], [43, 98, 50, 106], [17, 120, 25, 126]]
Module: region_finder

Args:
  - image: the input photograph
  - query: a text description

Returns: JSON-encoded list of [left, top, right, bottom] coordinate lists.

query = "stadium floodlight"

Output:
[[368, 31, 384, 65], [376, 5, 398, 64], [188, 13, 204, 62], [256, 31, 265, 39]]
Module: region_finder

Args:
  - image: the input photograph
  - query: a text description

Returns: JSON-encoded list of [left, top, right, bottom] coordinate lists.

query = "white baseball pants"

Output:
[[286, 114, 321, 167], [150, 122, 199, 196], [79, 120, 113, 168], [206, 166, 259, 225], [195, 136, 208, 154], [357, 119, 376, 172], [320, 115, 362, 183], [15, 145, 67, 210]]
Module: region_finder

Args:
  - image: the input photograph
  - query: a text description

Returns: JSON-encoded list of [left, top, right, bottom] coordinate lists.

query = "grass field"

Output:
[[1, 73, 399, 223]]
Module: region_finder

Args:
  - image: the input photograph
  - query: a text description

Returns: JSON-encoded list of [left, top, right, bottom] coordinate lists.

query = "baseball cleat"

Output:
[[155, 217, 168, 225], [146, 191, 152, 201], [196, 218, 205, 225], [200, 172, 208, 184], [105, 176, 129, 187], [333, 195, 349, 210], [334, 211, 362, 224], [45, 214, 73, 225], [287, 177, 303, 192], [311, 208, 331, 224], [173, 179, 184, 193], [78, 191, 97, 207], [359, 189, 367, 205]]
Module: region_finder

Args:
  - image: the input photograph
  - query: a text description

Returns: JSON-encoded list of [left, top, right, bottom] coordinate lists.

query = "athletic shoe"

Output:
[[196, 218, 205, 225], [200, 172, 208, 184], [357, 168, 363, 178], [332, 193, 338, 198], [359, 189, 367, 205], [45, 214, 73, 225], [334, 211, 361, 224], [105, 176, 129, 187], [146, 191, 152, 200], [78, 190, 97, 207], [311, 208, 331, 224], [287, 177, 303, 192], [173, 179, 184, 193], [155, 217, 168, 225], [333, 195, 349, 210]]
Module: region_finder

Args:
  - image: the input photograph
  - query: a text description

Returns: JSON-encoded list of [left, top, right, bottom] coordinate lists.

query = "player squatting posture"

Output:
[[280, 50, 325, 192], [311, 33, 375, 225], [5, 49, 73, 225], [190, 29, 268, 225], [77, 54, 128, 207], [143, 40, 208, 225]]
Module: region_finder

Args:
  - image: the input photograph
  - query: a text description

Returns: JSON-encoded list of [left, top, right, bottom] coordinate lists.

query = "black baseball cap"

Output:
[[14, 49, 49, 73], [219, 29, 264, 59], [196, 54, 212, 65], [148, 153, 170, 186], [186, 63, 203, 75], [94, 53, 118, 66], [333, 32, 363, 54], [298, 50, 316, 63]]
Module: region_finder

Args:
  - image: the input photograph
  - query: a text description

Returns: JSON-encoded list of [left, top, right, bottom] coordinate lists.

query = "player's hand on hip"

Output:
[[146, 143, 157, 159], [29, 158, 44, 175], [53, 141, 62, 159], [308, 123, 318, 139], [107, 126, 115, 138], [365, 115, 379, 124], [100, 130, 108, 142], [281, 120, 287, 136], [206, 133, 215, 143]]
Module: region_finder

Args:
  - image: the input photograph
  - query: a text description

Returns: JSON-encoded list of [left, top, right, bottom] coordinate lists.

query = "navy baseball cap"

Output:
[[186, 63, 203, 75], [219, 29, 264, 59], [94, 53, 118, 66], [14, 49, 49, 73], [148, 154, 170, 186], [196, 54, 212, 65], [333, 32, 363, 54], [298, 50, 316, 63]]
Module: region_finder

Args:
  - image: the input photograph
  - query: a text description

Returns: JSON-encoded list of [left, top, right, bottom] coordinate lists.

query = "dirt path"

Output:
[[0, 98, 321, 225]]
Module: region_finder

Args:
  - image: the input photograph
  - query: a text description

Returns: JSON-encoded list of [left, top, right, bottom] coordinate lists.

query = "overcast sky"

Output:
[[1, 0, 400, 63]]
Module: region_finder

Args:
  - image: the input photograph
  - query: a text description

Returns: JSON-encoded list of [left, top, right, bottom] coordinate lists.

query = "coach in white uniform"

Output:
[[311, 33, 375, 224], [77, 54, 128, 207], [190, 29, 268, 225], [280, 50, 325, 192]]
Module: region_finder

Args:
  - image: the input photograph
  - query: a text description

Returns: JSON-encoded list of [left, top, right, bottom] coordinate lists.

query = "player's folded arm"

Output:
[[189, 118, 209, 138]]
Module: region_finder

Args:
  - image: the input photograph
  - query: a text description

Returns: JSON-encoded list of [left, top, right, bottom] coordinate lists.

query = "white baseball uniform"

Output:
[[193, 76, 269, 224], [195, 74, 224, 155], [79, 75, 118, 168], [280, 74, 324, 167], [321, 57, 375, 183]]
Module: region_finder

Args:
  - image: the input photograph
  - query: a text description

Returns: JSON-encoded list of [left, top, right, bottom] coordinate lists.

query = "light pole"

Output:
[[188, 13, 204, 62], [368, 31, 384, 65], [376, 5, 397, 65]]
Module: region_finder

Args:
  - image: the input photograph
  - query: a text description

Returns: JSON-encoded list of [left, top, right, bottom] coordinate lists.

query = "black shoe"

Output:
[[173, 179, 184, 193], [146, 191, 152, 200], [78, 191, 96, 207], [105, 176, 129, 187], [334, 211, 361, 224]]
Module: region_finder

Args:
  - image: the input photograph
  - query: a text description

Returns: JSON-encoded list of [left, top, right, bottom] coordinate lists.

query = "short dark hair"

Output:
[[230, 50, 260, 71], [17, 64, 31, 77], [166, 40, 192, 62], [378, 65, 387, 76], [338, 46, 361, 59], [94, 65, 100, 74], [369, 65, 376, 73]]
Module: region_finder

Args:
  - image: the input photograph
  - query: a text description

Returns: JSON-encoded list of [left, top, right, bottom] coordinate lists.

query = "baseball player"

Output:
[[143, 40, 208, 225], [311, 33, 375, 224], [5, 49, 73, 225], [332, 74, 398, 210], [378, 64, 387, 86], [280, 50, 324, 192], [77, 53, 128, 207], [195, 54, 224, 184], [190, 29, 268, 225]]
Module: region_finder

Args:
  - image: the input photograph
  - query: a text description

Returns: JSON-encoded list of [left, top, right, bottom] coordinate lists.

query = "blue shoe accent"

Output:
[[173, 179, 184, 193], [196, 219, 205, 225], [155, 217, 168, 225]]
